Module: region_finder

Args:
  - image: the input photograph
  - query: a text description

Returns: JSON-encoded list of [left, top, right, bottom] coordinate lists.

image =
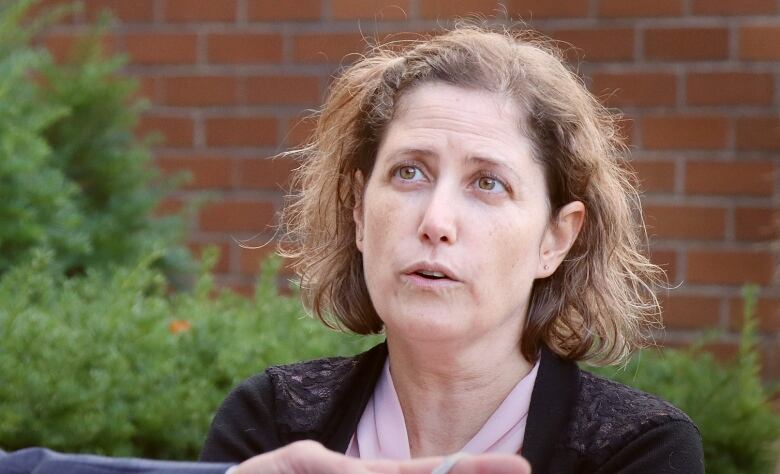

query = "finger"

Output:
[[362, 456, 442, 474], [453, 454, 531, 474], [236, 441, 371, 474], [363, 453, 531, 474]]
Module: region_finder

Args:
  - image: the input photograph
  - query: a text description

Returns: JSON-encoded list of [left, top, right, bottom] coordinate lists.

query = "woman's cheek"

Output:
[[366, 193, 407, 244]]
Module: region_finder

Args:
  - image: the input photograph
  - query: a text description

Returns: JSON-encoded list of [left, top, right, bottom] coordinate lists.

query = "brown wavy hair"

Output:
[[279, 25, 664, 365]]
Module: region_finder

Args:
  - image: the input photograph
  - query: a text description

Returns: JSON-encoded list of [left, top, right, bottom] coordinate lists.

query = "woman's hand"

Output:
[[234, 440, 531, 474]]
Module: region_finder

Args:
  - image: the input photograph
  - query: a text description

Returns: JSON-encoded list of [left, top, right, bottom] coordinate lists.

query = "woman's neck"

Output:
[[386, 334, 532, 458]]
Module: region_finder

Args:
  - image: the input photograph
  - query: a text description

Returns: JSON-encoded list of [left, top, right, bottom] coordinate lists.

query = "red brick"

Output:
[[188, 241, 231, 273], [693, 0, 777, 15], [83, 0, 154, 21], [736, 117, 780, 151], [549, 28, 635, 62], [507, 0, 589, 18], [598, 0, 683, 17], [239, 245, 276, 276], [221, 280, 255, 297], [200, 200, 276, 232], [644, 205, 726, 240], [650, 249, 677, 282], [615, 116, 636, 145], [164, 0, 237, 21], [628, 160, 675, 193], [41, 32, 119, 63], [293, 33, 367, 63], [700, 341, 739, 363], [163, 76, 240, 106], [237, 158, 297, 189], [642, 116, 728, 150], [247, 0, 322, 20], [591, 72, 676, 107], [740, 26, 780, 60], [205, 117, 277, 147], [685, 161, 774, 197], [25, 0, 76, 23], [687, 73, 773, 106], [40, 33, 78, 63], [137, 115, 194, 147], [687, 250, 774, 284], [645, 28, 729, 60], [332, 0, 411, 20], [730, 297, 780, 331], [126, 33, 198, 65], [735, 207, 776, 241], [135, 76, 159, 102], [157, 156, 233, 189], [419, 0, 504, 19], [761, 344, 779, 379], [286, 115, 317, 147], [246, 76, 321, 105], [376, 31, 439, 48], [155, 197, 184, 216], [661, 295, 721, 329], [208, 33, 283, 64]]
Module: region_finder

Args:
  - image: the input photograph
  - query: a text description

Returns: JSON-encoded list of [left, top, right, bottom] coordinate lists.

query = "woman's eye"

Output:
[[397, 165, 422, 181], [476, 176, 506, 193]]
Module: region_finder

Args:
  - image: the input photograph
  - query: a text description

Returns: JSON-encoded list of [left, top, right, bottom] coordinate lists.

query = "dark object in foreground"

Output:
[[0, 447, 232, 474]]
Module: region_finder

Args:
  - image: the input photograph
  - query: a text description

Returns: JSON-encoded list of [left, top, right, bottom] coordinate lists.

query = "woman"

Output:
[[201, 26, 703, 473]]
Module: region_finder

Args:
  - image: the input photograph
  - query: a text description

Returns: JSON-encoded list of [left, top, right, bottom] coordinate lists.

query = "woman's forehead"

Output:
[[379, 83, 533, 163], [392, 82, 523, 124]]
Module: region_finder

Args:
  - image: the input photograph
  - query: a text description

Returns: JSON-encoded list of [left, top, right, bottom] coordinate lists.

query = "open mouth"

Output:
[[414, 270, 449, 280]]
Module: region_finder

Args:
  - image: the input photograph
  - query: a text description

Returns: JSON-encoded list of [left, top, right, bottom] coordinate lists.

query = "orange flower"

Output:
[[168, 319, 192, 334]]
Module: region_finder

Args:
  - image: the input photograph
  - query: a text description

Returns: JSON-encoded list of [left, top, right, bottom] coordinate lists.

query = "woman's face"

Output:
[[354, 82, 580, 347]]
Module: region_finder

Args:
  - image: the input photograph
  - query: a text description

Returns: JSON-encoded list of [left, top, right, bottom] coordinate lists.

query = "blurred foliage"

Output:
[[0, 0, 191, 278], [0, 249, 380, 459], [590, 285, 780, 474], [0, 0, 778, 470]]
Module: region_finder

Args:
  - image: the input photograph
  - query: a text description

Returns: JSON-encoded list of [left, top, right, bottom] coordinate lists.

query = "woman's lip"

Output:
[[401, 262, 460, 281], [402, 273, 463, 290]]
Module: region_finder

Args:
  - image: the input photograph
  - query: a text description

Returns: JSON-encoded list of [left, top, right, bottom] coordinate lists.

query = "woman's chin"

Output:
[[384, 312, 471, 343]]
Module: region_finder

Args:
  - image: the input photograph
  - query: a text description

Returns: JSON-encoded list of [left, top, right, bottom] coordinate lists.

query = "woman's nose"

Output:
[[417, 186, 458, 245]]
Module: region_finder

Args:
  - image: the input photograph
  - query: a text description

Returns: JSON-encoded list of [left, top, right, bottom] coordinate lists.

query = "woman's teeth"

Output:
[[417, 270, 446, 279]]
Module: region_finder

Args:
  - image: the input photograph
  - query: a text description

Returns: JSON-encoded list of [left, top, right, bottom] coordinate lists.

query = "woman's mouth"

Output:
[[415, 270, 447, 279], [402, 263, 462, 290]]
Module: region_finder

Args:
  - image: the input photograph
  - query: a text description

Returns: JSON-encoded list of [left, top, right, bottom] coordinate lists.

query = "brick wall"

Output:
[[40, 0, 780, 376]]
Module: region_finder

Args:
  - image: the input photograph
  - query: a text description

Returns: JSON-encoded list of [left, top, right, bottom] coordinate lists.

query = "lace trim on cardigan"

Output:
[[562, 371, 695, 465], [266, 356, 359, 435]]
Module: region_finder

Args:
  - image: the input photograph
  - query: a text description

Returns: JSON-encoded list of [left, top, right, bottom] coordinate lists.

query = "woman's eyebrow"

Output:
[[467, 155, 523, 183], [385, 147, 438, 161]]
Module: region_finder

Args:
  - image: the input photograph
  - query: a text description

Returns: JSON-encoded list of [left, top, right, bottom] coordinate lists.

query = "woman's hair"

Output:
[[279, 25, 664, 366]]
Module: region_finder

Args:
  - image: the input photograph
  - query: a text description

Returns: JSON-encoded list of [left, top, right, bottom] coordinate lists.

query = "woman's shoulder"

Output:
[[238, 343, 386, 434], [562, 369, 703, 471], [201, 344, 386, 462], [574, 369, 696, 430], [230, 342, 386, 399]]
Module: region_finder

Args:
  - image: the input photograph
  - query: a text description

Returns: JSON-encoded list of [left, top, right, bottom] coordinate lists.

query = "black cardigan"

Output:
[[200, 343, 704, 473]]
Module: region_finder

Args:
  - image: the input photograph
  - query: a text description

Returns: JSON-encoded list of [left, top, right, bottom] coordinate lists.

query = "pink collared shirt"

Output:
[[345, 357, 540, 459]]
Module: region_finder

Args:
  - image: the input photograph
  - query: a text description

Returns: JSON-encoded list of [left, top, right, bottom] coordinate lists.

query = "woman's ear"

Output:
[[537, 201, 585, 278], [353, 171, 365, 252]]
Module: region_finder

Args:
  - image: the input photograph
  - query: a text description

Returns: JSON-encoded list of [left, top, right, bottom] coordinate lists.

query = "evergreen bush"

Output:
[[590, 286, 780, 474], [0, 0, 190, 277], [1, 249, 777, 470], [0, 249, 379, 460]]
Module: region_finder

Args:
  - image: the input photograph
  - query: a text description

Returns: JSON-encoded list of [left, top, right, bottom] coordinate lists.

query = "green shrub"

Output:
[[0, 0, 190, 277], [0, 1, 88, 274], [0, 248, 379, 459], [590, 286, 780, 474]]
